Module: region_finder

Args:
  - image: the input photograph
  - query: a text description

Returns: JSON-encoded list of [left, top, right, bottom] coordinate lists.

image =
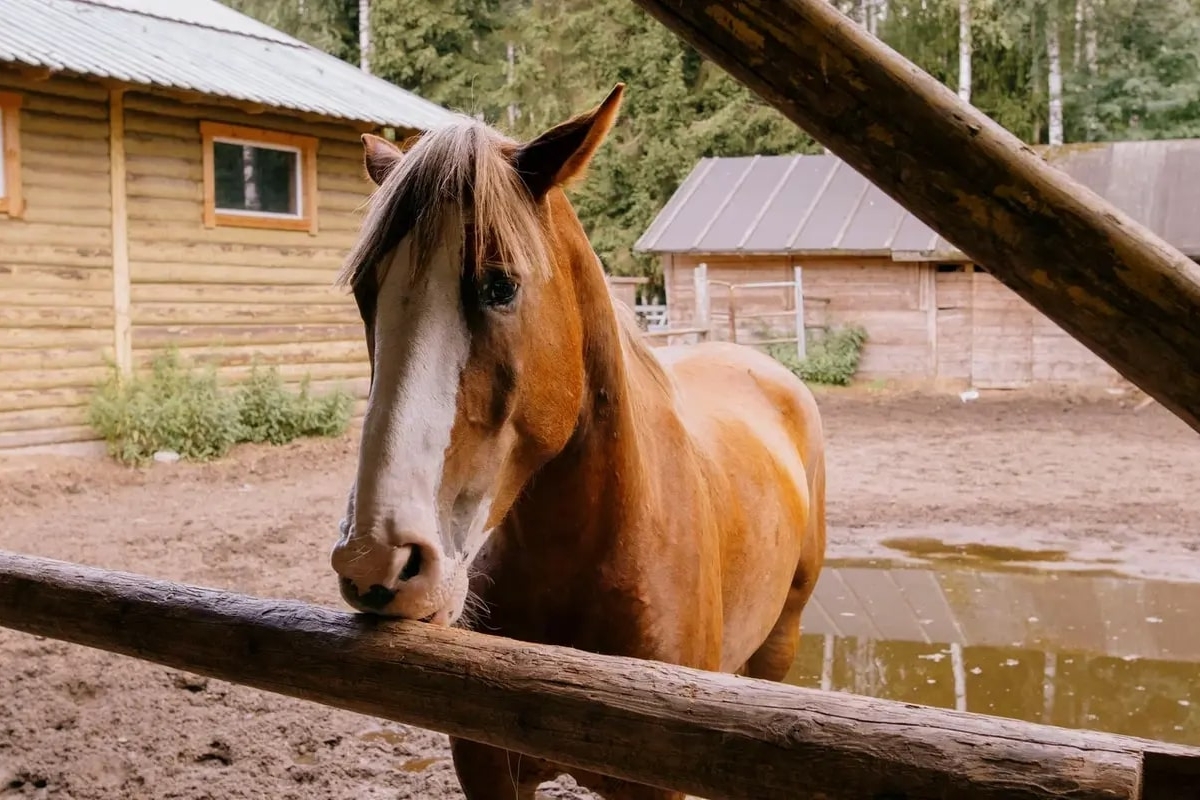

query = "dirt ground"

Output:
[[2, 388, 1200, 798]]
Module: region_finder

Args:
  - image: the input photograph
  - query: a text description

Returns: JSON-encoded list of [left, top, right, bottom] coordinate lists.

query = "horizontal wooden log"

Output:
[[0, 551, 1196, 800], [630, 0, 1200, 433]]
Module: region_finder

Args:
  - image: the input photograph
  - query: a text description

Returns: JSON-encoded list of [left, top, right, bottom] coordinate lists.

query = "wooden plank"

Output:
[[0, 407, 88, 433], [3, 550, 1197, 800], [630, 0, 1200, 433], [971, 273, 1033, 388], [130, 302, 357, 326], [0, 424, 98, 451], [0, 305, 114, 328], [109, 89, 132, 374], [130, 260, 346, 285], [132, 323, 362, 349]]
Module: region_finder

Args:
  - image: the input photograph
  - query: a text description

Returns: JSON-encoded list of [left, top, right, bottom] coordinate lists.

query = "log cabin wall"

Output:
[[121, 91, 372, 415], [0, 73, 116, 452], [0, 70, 387, 454]]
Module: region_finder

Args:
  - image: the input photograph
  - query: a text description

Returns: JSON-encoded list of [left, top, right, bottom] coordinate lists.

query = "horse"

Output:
[[329, 83, 827, 800]]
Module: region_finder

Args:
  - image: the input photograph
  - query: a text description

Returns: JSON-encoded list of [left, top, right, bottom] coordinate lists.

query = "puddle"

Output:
[[791, 562, 1200, 746], [356, 728, 409, 748], [880, 536, 1070, 566], [400, 756, 445, 773]]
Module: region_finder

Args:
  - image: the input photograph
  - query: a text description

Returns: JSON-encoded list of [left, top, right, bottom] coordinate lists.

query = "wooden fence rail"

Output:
[[1, 550, 1198, 799]]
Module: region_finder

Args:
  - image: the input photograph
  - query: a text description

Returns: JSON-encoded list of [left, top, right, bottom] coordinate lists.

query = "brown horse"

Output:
[[329, 84, 827, 800]]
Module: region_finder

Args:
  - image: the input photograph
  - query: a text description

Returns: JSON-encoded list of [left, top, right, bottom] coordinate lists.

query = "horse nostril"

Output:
[[341, 577, 397, 612], [398, 545, 423, 582]]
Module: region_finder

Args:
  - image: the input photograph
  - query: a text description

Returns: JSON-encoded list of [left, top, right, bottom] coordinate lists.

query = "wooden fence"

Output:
[[1, 549, 1198, 799]]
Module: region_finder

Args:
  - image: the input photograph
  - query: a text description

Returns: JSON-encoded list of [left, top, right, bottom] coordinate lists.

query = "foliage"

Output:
[[766, 326, 870, 387], [234, 365, 355, 445], [88, 351, 354, 466], [223, 0, 361, 63]]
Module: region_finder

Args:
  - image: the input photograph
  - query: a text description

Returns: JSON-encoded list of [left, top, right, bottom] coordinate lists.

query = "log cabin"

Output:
[[636, 139, 1200, 391], [0, 0, 460, 454]]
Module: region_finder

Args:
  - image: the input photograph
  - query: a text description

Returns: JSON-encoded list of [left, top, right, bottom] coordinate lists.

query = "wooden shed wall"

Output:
[[663, 255, 799, 343], [0, 74, 115, 451], [122, 92, 371, 411], [664, 255, 1126, 389]]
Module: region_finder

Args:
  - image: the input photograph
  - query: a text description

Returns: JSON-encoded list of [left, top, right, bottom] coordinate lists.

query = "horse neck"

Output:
[[509, 220, 665, 555]]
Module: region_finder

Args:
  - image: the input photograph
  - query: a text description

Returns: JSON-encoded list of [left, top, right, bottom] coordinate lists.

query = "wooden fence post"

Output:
[[693, 262, 710, 342], [793, 264, 806, 360]]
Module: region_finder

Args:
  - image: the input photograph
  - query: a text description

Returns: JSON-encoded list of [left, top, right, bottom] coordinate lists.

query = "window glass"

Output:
[[212, 140, 299, 216]]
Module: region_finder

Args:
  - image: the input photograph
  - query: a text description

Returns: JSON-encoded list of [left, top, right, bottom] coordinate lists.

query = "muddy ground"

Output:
[[2, 388, 1200, 798]]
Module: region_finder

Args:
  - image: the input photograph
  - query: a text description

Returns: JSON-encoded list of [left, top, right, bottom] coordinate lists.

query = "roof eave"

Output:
[[0, 58, 462, 132]]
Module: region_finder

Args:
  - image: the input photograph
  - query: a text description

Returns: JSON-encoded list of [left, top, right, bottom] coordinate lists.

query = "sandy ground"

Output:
[[2, 388, 1200, 798]]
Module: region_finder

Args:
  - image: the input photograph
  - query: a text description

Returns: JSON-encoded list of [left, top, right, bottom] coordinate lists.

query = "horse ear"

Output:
[[513, 83, 625, 199], [362, 133, 404, 186]]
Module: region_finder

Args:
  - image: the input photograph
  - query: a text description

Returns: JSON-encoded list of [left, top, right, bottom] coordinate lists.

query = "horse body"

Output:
[[330, 85, 826, 799]]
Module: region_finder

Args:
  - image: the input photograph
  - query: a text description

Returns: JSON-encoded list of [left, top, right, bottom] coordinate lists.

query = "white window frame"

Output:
[[200, 121, 317, 234]]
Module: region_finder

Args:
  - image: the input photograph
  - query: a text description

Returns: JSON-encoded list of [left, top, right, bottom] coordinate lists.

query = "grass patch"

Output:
[[88, 349, 354, 466], [765, 324, 869, 386]]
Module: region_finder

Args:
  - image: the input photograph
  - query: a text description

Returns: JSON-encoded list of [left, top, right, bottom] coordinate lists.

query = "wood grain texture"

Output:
[[1, 550, 1197, 800], [630, 0, 1200, 432]]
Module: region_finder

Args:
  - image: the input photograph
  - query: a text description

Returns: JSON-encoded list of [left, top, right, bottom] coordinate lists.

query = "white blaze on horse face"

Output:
[[331, 218, 487, 622]]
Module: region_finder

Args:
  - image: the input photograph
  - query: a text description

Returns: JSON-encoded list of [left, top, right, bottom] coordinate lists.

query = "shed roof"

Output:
[[635, 139, 1200, 259], [0, 0, 463, 131]]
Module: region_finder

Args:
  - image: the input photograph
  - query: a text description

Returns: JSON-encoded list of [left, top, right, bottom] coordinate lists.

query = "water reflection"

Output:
[[790, 562, 1200, 746]]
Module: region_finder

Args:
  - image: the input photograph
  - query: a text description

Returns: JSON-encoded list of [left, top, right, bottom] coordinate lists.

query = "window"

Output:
[[0, 91, 23, 218], [200, 122, 317, 233]]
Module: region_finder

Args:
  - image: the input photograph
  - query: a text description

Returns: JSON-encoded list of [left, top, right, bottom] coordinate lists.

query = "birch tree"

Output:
[[359, 0, 371, 72], [958, 0, 972, 102], [1046, 0, 1064, 144]]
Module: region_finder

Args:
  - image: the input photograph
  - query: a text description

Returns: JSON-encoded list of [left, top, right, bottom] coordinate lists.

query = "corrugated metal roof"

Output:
[[0, 0, 464, 130], [636, 139, 1200, 259]]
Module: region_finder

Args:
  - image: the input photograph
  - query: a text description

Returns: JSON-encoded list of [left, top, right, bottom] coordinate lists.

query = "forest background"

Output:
[[223, 0, 1200, 297]]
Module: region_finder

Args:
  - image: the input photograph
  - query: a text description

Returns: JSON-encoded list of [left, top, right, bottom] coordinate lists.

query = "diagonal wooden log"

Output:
[[2, 550, 1200, 799], [628, 0, 1200, 434]]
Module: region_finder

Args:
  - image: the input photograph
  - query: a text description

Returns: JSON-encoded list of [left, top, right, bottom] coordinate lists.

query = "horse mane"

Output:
[[336, 120, 551, 293], [607, 286, 679, 409]]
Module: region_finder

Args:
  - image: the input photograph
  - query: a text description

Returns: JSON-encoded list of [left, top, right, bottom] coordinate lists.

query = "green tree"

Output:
[[1067, 0, 1200, 140], [223, 0, 360, 63], [369, 0, 516, 121]]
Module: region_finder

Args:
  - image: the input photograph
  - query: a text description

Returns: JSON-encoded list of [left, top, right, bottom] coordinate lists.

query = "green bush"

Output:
[[766, 324, 869, 386], [88, 350, 354, 466], [235, 366, 354, 445]]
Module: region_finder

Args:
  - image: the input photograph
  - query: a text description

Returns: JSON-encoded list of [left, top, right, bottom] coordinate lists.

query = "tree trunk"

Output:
[[628, 0, 1200, 434], [1047, 0, 1064, 145], [358, 0, 371, 73], [3, 550, 1199, 800], [1073, 0, 1083, 68], [1084, 0, 1098, 74], [958, 0, 972, 102], [506, 41, 518, 128]]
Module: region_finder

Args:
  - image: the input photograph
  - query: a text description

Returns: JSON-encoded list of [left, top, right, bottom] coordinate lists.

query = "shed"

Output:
[[635, 140, 1200, 390], [0, 0, 461, 454]]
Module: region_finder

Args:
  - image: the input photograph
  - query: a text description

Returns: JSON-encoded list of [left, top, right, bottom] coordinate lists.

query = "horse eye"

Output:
[[479, 270, 519, 309]]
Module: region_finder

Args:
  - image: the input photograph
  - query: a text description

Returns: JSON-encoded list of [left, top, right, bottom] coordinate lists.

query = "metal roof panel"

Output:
[[0, 0, 463, 130]]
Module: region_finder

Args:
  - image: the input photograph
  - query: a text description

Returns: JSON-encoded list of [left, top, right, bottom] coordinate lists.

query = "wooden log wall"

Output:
[[0, 72, 383, 452], [1, 549, 1199, 800], [0, 74, 116, 451], [121, 91, 371, 411], [666, 255, 1129, 388]]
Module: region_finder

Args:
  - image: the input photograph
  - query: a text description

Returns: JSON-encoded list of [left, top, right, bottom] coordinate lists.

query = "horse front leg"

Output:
[[448, 736, 558, 800]]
